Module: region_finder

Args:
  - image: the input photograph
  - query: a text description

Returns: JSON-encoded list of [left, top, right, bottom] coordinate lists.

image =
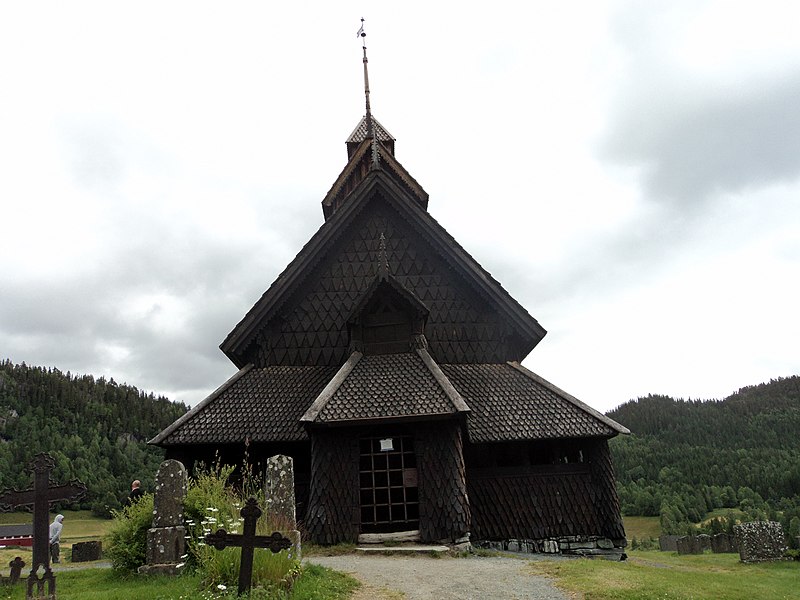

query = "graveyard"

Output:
[[2, 495, 798, 599]]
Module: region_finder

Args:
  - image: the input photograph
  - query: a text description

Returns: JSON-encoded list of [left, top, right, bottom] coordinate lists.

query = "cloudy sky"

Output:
[[2, 1, 798, 413]]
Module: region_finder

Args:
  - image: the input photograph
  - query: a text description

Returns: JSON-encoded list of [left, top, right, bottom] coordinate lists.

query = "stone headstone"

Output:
[[676, 536, 702, 555], [266, 454, 301, 559], [711, 533, 735, 554], [151, 459, 187, 528], [697, 534, 711, 552], [71, 541, 102, 562], [139, 459, 188, 576], [659, 535, 680, 552], [266, 455, 296, 529], [735, 521, 787, 563]]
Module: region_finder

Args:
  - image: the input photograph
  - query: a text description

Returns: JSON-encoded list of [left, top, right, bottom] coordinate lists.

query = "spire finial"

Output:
[[358, 18, 375, 141]]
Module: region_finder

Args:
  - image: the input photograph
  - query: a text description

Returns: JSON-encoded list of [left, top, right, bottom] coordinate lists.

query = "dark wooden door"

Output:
[[359, 435, 419, 532]]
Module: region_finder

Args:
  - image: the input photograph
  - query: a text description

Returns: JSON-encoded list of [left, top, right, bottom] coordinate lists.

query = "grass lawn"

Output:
[[0, 509, 112, 545], [622, 516, 660, 541], [0, 564, 357, 600], [531, 550, 799, 600]]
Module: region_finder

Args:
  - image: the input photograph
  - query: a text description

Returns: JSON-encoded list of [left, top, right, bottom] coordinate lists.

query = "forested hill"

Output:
[[0, 359, 188, 515], [607, 376, 800, 533]]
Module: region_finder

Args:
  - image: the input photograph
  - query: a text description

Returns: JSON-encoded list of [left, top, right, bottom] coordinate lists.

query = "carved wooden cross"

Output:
[[0, 453, 86, 599], [204, 497, 292, 596]]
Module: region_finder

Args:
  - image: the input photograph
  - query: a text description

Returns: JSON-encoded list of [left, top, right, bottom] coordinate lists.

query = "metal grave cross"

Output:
[[204, 497, 292, 596], [0, 453, 86, 599]]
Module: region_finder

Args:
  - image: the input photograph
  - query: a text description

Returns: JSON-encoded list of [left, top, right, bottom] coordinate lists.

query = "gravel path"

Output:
[[307, 554, 570, 600]]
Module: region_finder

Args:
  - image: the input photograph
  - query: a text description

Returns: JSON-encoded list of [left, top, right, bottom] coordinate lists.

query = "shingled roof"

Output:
[[301, 349, 470, 425], [221, 170, 546, 368], [152, 358, 625, 446], [440, 362, 629, 442], [150, 364, 337, 445]]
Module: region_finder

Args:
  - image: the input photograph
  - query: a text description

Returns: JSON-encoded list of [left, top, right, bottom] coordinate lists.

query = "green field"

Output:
[[0, 510, 112, 567], [622, 516, 660, 541], [533, 550, 799, 600], [0, 510, 112, 543]]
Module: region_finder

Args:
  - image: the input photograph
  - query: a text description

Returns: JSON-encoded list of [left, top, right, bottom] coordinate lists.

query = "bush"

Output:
[[185, 461, 300, 594], [105, 460, 300, 593], [104, 494, 153, 574]]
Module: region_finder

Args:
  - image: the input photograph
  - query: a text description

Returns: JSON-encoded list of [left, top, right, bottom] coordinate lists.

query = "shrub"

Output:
[[104, 494, 154, 574], [185, 461, 300, 594]]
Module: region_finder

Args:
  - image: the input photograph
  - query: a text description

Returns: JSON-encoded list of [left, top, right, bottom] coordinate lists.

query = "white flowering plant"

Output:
[[183, 460, 300, 595]]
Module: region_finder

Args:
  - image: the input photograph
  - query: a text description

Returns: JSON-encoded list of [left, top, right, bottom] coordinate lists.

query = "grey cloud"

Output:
[[601, 71, 800, 203]]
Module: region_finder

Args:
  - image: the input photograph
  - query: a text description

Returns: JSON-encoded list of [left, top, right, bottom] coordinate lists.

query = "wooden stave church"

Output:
[[151, 113, 630, 553]]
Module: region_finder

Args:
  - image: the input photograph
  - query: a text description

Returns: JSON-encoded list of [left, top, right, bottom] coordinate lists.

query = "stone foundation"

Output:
[[475, 536, 626, 560]]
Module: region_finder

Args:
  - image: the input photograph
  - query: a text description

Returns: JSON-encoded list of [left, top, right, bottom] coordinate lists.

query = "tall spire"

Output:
[[358, 18, 375, 141]]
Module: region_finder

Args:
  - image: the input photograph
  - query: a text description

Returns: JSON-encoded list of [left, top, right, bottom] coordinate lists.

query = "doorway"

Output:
[[359, 435, 419, 532]]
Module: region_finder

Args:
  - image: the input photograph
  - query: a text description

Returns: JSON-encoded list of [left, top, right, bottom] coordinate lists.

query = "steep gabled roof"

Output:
[[346, 116, 395, 160], [220, 169, 546, 367], [300, 349, 470, 425]]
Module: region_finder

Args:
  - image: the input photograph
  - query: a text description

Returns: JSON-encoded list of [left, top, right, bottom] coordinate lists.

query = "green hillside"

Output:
[[0, 359, 188, 515], [607, 376, 800, 540]]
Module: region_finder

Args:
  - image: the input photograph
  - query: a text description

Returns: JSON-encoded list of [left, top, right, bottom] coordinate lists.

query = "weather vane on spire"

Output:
[[357, 17, 375, 141]]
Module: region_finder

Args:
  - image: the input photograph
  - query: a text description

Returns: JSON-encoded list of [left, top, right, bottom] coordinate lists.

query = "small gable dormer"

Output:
[[347, 240, 429, 355]]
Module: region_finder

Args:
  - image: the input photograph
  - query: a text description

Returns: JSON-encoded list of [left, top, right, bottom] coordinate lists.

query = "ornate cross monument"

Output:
[[205, 497, 291, 596], [0, 453, 86, 599]]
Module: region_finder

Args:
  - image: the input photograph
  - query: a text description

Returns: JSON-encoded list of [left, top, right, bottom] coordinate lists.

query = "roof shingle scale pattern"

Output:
[[160, 365, 337, 445], [316, 353, 458, 422], [440, 363, 617, 442]]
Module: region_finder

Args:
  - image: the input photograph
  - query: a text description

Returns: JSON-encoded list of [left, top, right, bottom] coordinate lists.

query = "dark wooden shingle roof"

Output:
[[440, 362, 629, 442], [301, 350, 469, 425], [152, 359, 625, 446], [150, 365, 337, 445]]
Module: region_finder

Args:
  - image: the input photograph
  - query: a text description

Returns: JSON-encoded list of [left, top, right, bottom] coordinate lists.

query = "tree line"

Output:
[[0, 359, 188, 516], [608, 376, 800, 541]]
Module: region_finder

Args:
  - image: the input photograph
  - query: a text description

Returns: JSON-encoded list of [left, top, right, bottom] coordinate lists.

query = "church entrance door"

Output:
[[359, 435, 419, 533]]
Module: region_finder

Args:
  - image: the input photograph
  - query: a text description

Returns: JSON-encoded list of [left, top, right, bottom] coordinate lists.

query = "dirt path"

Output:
[[307, 554, 570, 600]]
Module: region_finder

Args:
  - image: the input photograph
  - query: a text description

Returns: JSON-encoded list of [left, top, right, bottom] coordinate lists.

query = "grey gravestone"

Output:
[[735, 521, 787, 563], [711, 533, 735, 554], [139, 459, 187, 576], [71, 541, 102, 562], [676, 536, 701, 555], [697, 534, 711, 552], [266, 454, 301, 558], [659, 535, 680, 552]]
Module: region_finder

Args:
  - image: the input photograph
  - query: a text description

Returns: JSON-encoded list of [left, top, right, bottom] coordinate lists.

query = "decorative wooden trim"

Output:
[[300, 352, 363, 423], [416, 348, 471, 414]]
